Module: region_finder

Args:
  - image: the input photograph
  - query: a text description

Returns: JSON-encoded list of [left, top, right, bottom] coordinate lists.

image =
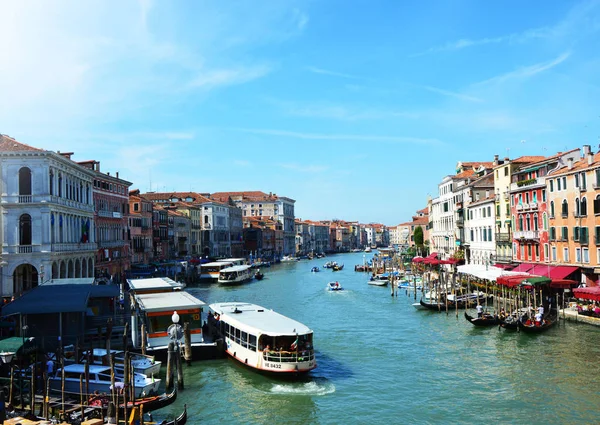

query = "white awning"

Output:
[[457, 264, 528, 281]]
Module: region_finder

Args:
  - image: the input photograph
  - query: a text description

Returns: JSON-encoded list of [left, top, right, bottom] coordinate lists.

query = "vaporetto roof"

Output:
[[136, 291, 205, 312], [209, 302, 312, 336]]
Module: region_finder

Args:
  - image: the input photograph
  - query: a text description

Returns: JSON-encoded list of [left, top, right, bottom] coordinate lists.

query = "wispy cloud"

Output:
[[474, 52, 571, 86], [189, 65, 272, 89], [306, 66, 362, 80], [415, 0, 600, 56], [233, 159, 251, 167], [293, 8, 309, 30], [278, 163, 328, 173], [422, 85, 483, 103], [238, 128, 441, 145], [277, 101, 419, 120]]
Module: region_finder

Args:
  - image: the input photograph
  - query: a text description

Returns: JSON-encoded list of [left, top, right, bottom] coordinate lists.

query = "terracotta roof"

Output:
[[551, 152, 600, 176], [452, 169, 475, 180], [211, 191, 276, 203], [416, 207, 429, 214], [511, 155, 546, 163], [140, 191, 226, 206], [0, 135, 44, 152], [459, 161, 494, 170], [412, 217, 429, 225]]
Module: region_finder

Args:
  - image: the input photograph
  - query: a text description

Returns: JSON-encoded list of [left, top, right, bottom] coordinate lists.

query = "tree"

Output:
[[413, 226, 424, 255]]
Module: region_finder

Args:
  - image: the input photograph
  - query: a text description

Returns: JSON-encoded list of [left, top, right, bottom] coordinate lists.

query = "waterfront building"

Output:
[[167, 201, 201, 256], [463, 177, 496, 265], [211, 191, 296, 256], [309, 221, 330, 253], [295, 219, 312, 255], [167, 209, 191, 258], [243, 216, 282, 260], [0, 136, 97, 299], [152, 205, 169, 260], [78, 160, 131, 283], [430, 160, 493, 260], [389, 225, 400, 247], [492, 155, 544, 266], [129, 189, 154, 265], [547, 146, 599, 284]]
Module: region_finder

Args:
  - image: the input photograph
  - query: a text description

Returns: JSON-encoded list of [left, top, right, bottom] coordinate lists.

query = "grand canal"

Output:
[[155, 252, 600, 424]]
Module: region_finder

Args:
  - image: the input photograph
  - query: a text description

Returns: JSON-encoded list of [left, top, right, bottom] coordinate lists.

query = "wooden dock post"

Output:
[[166, 342, 174, 390], [141, 324, 147, 356], [176, 344, 184, 389], [184, 322, 192, 365]]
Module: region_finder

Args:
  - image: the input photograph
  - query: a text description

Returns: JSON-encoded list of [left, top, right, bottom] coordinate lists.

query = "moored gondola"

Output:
[[464, 311, 498, 327], [419, 299, 445, 311], [498, 317, 518, 331], [517, 314, 557, 333]]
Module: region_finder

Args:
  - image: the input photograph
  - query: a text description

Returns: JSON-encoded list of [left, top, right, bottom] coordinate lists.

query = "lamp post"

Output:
[[168, 311, 184, 389]]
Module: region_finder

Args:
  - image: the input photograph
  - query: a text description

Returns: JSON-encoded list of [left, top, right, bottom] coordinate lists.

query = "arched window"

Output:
[[18, 167, 32, 196], [19, 214, 32, 246], [561, 200, 568, 217], [543, 213, 547, 230], [575, 198, 580, 217], [525, 214, 531, 231], [518, 215, 523, 231], [581, 197, 587, 216], [49, 170, 54, 195], [550, 201, 555, 217], [533, 214, 538, 231]]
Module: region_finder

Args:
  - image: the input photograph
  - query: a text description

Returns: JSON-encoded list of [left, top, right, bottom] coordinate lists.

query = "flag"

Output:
[[290, 337, 298, 350]]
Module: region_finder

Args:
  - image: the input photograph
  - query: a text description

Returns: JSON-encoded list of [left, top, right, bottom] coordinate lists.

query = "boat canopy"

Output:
[[135, 291, 205, 313], [128, 277, 185, 293], [209, 302, 312, 336]]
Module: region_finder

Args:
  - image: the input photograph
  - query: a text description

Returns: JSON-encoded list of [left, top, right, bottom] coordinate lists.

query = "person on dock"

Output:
[[476, 304, 483, 318]]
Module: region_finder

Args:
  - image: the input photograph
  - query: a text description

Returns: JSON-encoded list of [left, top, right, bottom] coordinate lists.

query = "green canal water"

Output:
[[153, 252, 600, 425]]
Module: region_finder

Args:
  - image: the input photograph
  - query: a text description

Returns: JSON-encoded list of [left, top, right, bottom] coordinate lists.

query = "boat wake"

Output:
[[269, 380, 335, 396]]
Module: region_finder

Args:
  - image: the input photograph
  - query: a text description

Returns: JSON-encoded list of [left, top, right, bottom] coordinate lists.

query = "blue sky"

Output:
[[2, 0, 600, 225]]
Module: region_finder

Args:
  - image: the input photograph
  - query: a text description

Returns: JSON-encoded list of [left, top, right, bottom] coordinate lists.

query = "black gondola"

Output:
[[255, 271, 264, 280], [332, 264, 344, 271], [517, 314, 557, 333], [498, 317, 518, 331], [87, 386, 178, 417], [165, 404, 187, 425], [419, 299, 445, 311], [464, 311, 498, 327]]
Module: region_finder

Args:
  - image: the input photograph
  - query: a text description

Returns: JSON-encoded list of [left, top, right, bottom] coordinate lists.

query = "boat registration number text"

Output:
[[265, 362, 282, 369]]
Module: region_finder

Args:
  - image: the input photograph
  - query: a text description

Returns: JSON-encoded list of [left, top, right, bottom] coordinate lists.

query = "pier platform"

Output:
[[559, 307, 600, 327]]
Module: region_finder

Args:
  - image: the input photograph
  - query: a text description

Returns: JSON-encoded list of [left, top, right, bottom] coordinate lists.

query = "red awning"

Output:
[[493, 264, 515, 270], [548, 266, 579, 279], [573, 286, 600, 301], [512, 263, 534, 273], [426, 252, 438, 259], [550, 279, 578, 289], [496, 274, 532, 287], [412, 257, 424, 263], [530, 264, 554, 277], [424, 258, 441, 265]]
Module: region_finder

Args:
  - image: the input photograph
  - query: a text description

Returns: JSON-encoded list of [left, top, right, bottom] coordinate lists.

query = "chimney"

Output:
[[116, 171, 119, 178], [588, 152, 594, 165], [493, 154, 499, 166], [567, 158, 573, 170], [95, 161, 100, 172], [583, 145, 591, 157], [107, 172, 110, 176]]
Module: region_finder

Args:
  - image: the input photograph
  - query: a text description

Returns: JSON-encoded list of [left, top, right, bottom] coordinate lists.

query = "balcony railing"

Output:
[[495, 254, 514, 263], [495, 232, 511, 242], [18, 195, 33, 203], [98, 240, 127, 249], [516, 204, 523, 211], [514, 230, 539, 240], [561, 212, 568, 218], [51, 242, 98, 252], [516, 178, 538, 187]]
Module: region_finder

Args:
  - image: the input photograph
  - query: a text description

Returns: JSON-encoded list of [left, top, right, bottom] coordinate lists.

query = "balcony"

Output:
[[593, 182, 600, 190], [526, 202, 538, 211], [98, 240, 127, 249], [456, 217, 464, 227], [97, 210, 122, 218], [516, 178, 538, 187], [495, 232, 511, 242], [495, 254, 514, 263], [513, 230, 539, 240], [5, 245, 41, 254], [51, 242, 98, 252], [18, 195, 33, 203], [516, 204, 524, 211], [561, 212, 568, 218]]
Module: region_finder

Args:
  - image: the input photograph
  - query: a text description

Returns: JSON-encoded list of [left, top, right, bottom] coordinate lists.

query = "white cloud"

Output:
[[189, 65, 272, 89], [422, 86, 483, 103], [474, 52, 571, 86], [293, 8, 309, 30], [238, 128, 441, 145], [306, 66, 362, 80]]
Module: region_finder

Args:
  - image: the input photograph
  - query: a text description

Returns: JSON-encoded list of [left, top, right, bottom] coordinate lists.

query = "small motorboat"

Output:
[[368, 274, 389, 286], [254, 270, 264, 280], [327, 281, 344, 291], [311, 266, 320, 273]]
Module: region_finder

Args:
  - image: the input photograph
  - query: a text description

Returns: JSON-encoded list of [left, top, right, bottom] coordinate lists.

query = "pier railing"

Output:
[[263, 349, 315, 363]]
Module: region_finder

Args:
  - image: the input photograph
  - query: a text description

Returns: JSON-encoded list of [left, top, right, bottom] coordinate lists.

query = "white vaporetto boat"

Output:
[[83, 348, 162, 378], [209, 302, 316, 374], [218, 265, 254, 284]]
